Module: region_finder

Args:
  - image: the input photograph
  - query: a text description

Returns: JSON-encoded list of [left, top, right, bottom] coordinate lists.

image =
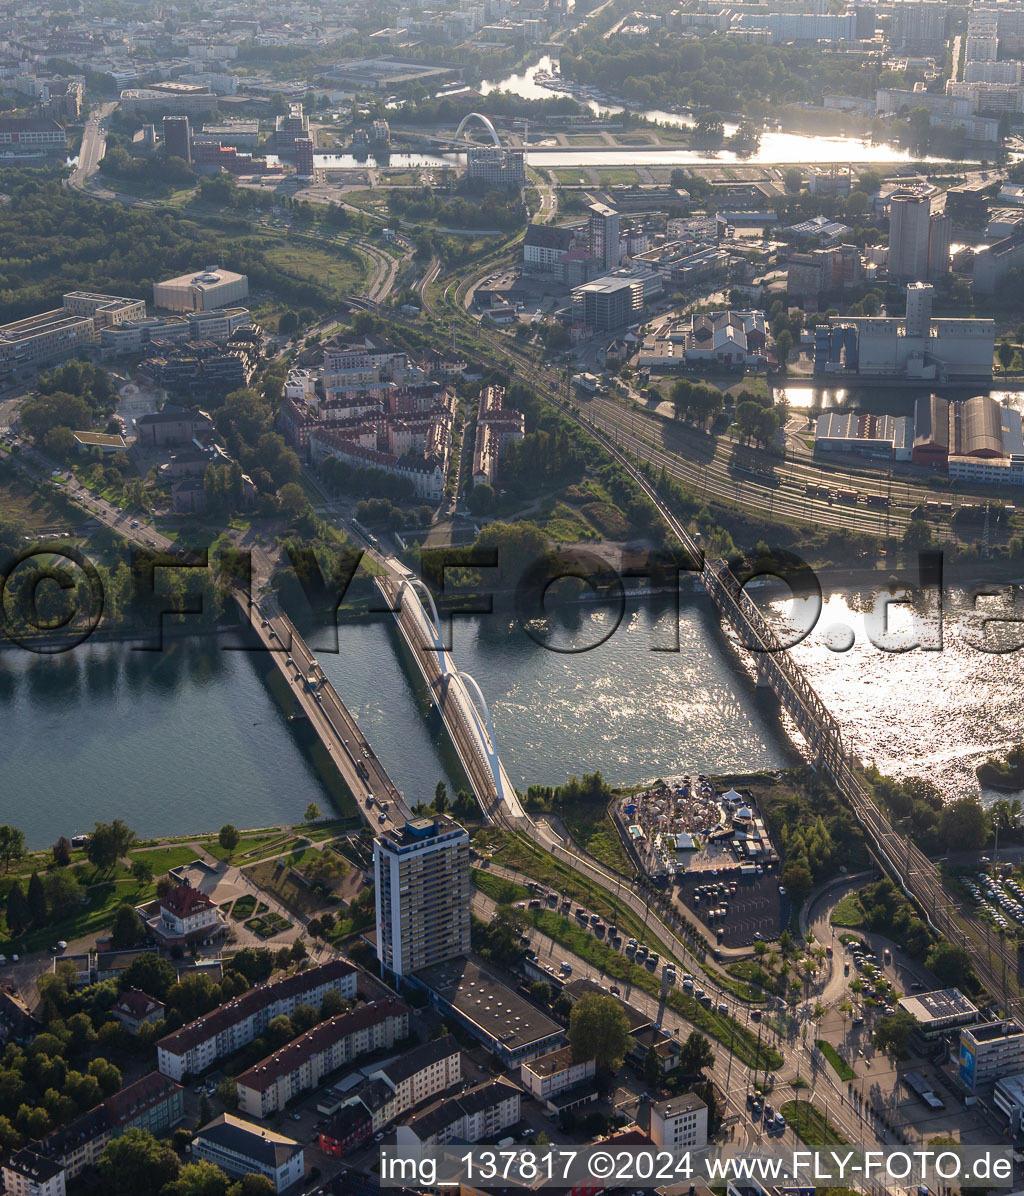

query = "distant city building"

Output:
[[294, 136, 315, 178], [466, 146, 525, 188], [0, 116, 66, 150], [897, 987, 979, 1051], [414, 956, 564, 1066], [589, 202, 621, 270], [192, 1114, 303, 1194], [815, 284, 994, 382], [572, 275, 644, 332], [153, 266, 248, 312], [373, 816, 470, 977], [890, 0, 947, 54], [162, 115, 191, 164], [523, 223, 574, 274], [275, 103, 308, 150], [520, 1046, 597, 1111], [472, 384, 525, 487], [0, 292, 144, 374], [888, 193, 931, 282]]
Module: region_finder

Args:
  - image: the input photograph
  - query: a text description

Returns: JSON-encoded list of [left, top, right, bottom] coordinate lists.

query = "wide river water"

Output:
[[3, 576, 1021, 847]]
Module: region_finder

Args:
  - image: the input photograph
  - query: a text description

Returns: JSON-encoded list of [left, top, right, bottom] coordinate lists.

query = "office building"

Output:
[[589, 202, 621, 269], [275, 104, 308, 150], [466, 146, 525, 188], [162, 116, 191, 164], [192, 1115, 303, 1193], [294, 136, 315, 178], [62, 292, 146, 327], [157, 958, 357, 1080], [153, 266, 248, 312], [572, 275, 644, 332], [0, 308, 93, 373], [960, 1019, 1024, 1092], [121, 89, 218, 117], [889, 193, 932, 282], [649, 1093, 709, 1148], [895, 988, 980, 1051], [374, 815, 470, 977], [994, 1072, 1024, 1134], [195, 121, 260, 150]]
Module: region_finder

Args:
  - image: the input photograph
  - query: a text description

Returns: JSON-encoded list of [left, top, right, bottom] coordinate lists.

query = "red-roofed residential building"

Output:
[[111, 989, 165, 1034], [158, 884, 221, 941]]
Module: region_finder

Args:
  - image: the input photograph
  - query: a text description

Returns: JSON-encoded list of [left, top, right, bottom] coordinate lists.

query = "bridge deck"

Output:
[[234, 590, 413, 829]]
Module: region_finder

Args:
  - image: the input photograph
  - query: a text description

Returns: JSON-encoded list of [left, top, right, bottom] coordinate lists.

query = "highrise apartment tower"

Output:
[[589, 202, 621, 270], [374, 815, 470, 978]]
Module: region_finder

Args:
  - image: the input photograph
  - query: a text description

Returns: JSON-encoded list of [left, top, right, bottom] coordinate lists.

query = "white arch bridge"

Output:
[[390, 112, 509, 152], [375, 564, 526, 822]]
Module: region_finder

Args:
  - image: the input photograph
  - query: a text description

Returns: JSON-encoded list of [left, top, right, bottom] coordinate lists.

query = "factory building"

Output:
[[911, 393, 1021, 470], [815, 284, 994, 383], [814, 411, 913, 460]]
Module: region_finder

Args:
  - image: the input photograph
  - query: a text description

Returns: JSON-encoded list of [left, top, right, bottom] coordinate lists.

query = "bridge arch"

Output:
[[454, 112, 501, 146], [457, 668, 508, 805], [397, 577, 448, 676]]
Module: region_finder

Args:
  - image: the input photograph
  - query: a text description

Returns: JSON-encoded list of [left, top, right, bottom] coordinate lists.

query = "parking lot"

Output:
[[675, 866, 790, 947]]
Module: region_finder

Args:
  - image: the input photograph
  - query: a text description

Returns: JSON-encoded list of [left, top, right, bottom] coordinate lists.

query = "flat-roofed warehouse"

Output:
[[414, 956, 564, 1066], [154, 267, 249, 313], [897, 987, 979, 1046]]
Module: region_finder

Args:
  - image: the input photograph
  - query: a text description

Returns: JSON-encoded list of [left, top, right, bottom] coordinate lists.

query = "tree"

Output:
[[0, 826, 25, 873], [162, 1160, 229, 1196], [304, 803, 320, 823], [218, 825, 240, 857], [568, 993, 630, 1072], [678, 1030, 715, 1077], [226, 1176, 276, 1196], [784, 168, 803, 193], [5, 882, 29, 937], [277, 482, 307, 517], [938, 797, 988, 852], [87, 820, 136, 873], [52, 837, 72, 868], [926, 941, 973, 987], [99, 1128, 181, 1194], [903, 520, 935, 552], [643, 1045, 661, 1088], [780, 861, 813, 901], [27, 873, 47, 927], [872, 1009, 918, 1059], [131, 859, 153, 887], [121, 952, 176, 999], [434, 781, 449, 813], [775, 329, 793, 370], [216, 1077, 239, 1108], [998, 340, 1014, 376], [111, 903, 145, 949], [467, 483, 495, 515]]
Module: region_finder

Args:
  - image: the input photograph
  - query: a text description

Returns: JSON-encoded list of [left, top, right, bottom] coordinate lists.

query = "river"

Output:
[[479, 55, 946, 166]]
